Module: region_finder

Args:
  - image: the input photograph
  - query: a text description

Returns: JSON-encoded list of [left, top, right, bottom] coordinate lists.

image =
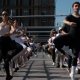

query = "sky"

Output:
[[55, 0, 80, 27]]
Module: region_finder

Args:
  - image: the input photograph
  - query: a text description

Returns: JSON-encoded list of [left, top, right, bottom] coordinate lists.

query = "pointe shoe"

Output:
[[6, 75, 13, 80], [61, 65, 67, 68], [52, 62, 55, 66], [69, 66, 76, 80], [14, 67, 19, 72], [69, 73, 75, 80], [55, 64, 60, 68]]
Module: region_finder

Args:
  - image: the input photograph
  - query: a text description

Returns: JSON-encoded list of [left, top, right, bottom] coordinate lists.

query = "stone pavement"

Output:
[[0, 52, 80, 80]]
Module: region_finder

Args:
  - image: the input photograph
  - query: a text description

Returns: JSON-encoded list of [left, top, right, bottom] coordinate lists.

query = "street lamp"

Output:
[[10, 9, 13, 19]]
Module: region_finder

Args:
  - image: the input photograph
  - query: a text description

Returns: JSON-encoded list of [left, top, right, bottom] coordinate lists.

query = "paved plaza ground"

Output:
[[0, 52, 80, 80]]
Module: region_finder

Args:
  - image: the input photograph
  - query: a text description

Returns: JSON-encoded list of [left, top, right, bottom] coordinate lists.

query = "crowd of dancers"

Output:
[[0, 11, 37, 80], [43, 1, 80, 80], [0, 1, 80, 80]]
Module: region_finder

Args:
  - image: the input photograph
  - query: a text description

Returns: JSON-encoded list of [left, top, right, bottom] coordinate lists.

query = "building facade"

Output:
[[0, 0, 55, 43]]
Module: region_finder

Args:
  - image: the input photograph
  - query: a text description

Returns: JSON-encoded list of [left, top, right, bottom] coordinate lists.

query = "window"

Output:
[[0, 0, 3, 8], [21, 18, 29, 26], [11, 9, 16, 16], [0, 0, 3, 12], [22, 9, 29, 15], [23, 0, 29, 7], [41, 0, 48, 5], [9, 0, 16, 8]]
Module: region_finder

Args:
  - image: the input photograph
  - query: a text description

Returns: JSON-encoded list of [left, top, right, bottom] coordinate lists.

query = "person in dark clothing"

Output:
[[58, 25, 73, 71], [53, 26, 71, 55], [55, 25, 71, 68], [0, 11, 23, 80], [63, 1, 80, 79], [0, 11, 14, 80], [54, 1, 80, 79]]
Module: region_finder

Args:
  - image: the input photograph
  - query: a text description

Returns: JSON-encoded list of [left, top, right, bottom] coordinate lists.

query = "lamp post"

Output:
[[10, 9, 13, 19]]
